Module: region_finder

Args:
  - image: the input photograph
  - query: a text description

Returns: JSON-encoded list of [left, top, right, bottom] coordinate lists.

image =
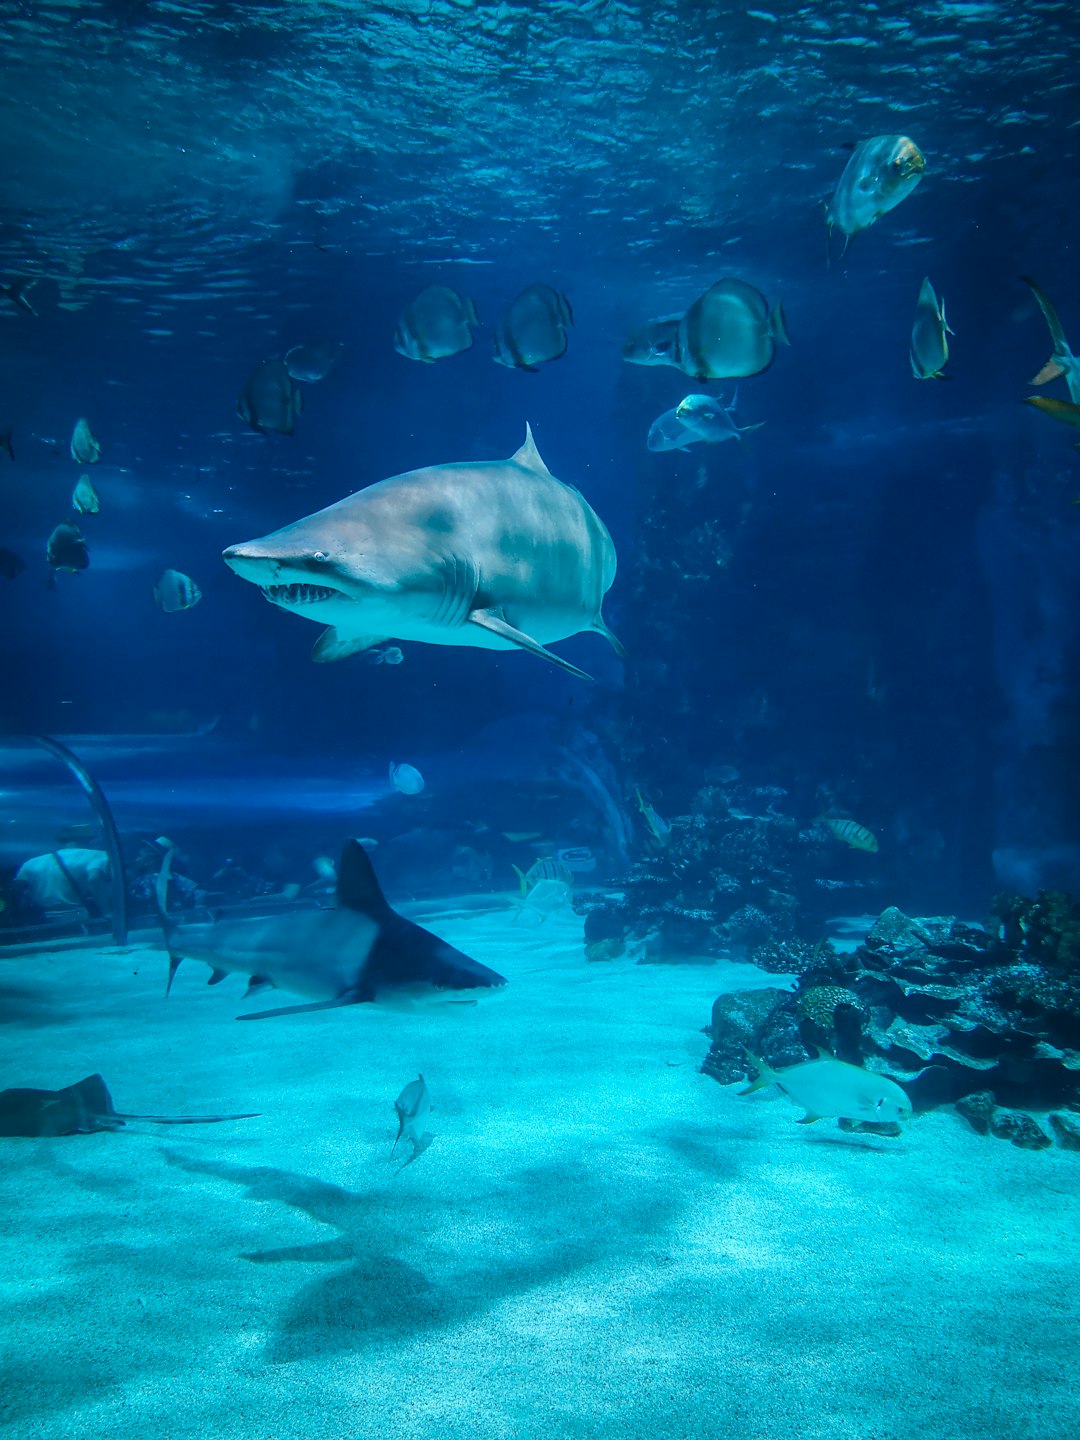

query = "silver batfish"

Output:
[[673, 278, 789, 381], [223, 425, 623, 680], [909, 277, 952, 380]]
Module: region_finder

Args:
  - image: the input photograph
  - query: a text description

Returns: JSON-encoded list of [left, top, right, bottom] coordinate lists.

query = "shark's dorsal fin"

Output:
[[511, 422, 553, 479], [337, 839, 393, 918]]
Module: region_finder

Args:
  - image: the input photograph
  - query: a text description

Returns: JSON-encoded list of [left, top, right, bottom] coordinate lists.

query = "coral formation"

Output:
[[703, 899, 1080, 1148]]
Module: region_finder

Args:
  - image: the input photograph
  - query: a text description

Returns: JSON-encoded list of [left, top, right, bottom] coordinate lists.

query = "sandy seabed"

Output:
[[1, 901, 1077, 1440]]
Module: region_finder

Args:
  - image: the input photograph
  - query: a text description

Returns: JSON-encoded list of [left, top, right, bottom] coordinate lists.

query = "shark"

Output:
[[158, 839, 507, 1020], [222, 423, 623, 681]]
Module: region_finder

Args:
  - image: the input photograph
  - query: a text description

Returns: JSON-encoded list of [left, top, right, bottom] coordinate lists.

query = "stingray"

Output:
[[0, 1073, 258, 1137]]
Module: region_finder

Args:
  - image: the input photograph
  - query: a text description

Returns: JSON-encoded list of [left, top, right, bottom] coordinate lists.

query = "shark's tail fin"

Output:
[[153, 842, 184, 997]]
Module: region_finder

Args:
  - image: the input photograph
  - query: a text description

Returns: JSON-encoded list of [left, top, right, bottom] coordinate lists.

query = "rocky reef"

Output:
[[702, 895, 1080, 1150], [576, 780, 883, 964]]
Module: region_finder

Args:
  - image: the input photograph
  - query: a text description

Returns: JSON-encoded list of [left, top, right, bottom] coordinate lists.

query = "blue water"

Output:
[[1, 5, 1080, 1433]]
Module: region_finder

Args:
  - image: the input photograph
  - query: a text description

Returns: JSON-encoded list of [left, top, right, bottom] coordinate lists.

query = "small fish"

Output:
[[57, 822, 98, 846], [394, 285, 478, 363], [1024, 394, 1080, 446], [623, 314, 683, 368], [0, 546, 25, 580], [821, 816, 878, 853], [393, 1074, 431, 1155], [363, 645, 404, 665], [676, 391, 764, 443], [0, 277, 38, 316], [46, 522, 89, 580], [1022, 276, 1080, 403], [154, 569, 201, 613], [493, 282, 573, 371], [647, 407, 702, 452], [501, 831, 542, 843], [826, 135, 926, 250], [740, 1046, 911, 1126], [71, 474, 100, 514], [673, 279, 789, 381], [237, 358, 303, 435], [283, 339, 344, 383], [312, 855, 337, 882], [910, 277, 953, 380], [513, 875, 572, 924], [512, 856, 573, 894], [390, 761, 425, 795], [70, 417, 101, 465], [635, 786, 671, 846], [0, 429, 13, 461]]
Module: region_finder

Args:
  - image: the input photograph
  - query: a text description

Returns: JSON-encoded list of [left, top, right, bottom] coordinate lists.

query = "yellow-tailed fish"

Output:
[[740, 1046, 911, 1126], [512, 856, 573, 895], [1021, 276, 1080, 403], [821, 816, 878, 853], [1024, 396, 1080, 448], [826, 135, 925, 252], [910, 277, 953, 380], [635, 786, 671, 845]]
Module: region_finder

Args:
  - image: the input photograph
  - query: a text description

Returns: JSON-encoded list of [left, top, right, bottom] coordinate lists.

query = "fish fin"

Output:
[[468, 607, 592, 680], [465, 297, 479, 327], [0, 429, 13, 461], [737, 421, 766, 435], [207, 967, 229, 986], [312, 628, 389, 663], [769, 301, 790, 347], [1031, 358, 1064, 386], [941, 300, 955, 337], [511, 864, 528, 896], [591, 614, 627, 659], [812, 1045, 834, 1060], [115, 1111, 260, 1125], [244, 975, 274, 998], [1021, 275, 1070, 349], [796, 1112, 823, 1125], [336, 839, 394, 919], [236, 990, 368, 1021], [165, 954, 183, 996], [511, 423, 554, 477], [560, 293, 574, 327], [738, 1048, 778, 1095]]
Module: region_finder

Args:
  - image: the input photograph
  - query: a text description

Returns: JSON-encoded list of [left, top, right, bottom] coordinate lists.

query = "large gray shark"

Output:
[[222, 423, 623, 681], [159, 839, 507, 1020]]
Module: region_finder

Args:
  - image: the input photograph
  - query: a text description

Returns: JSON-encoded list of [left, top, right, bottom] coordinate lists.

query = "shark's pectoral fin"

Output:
[[236, 986, 371, 1022], [1031, 359, 1064, 387], [468, 607, 592, 680], [591, 615, 627, 660], [165, 953, 183, 998], [312, 628, 389, 664], [207, 967, 229, 986], [243, 974, 274, 998]]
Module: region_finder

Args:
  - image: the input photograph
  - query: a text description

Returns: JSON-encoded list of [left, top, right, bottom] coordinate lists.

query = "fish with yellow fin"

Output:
[[1024, 395, 1080, 446], [740, 1046, 911, 1126], [820, 816, 878, 853], [1022, 276, 1080, 403]]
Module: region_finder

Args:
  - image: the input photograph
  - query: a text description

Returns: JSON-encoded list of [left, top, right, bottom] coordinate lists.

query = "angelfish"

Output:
[[394, 286, 478, 363], [673, 279, 789, 381], [70, 417, 101, 465], [392, 1074, 431, 1155], [72, 474, 100, 514], [910, 277, 953, 380], [238, 358, 303, 435], [493, 283, 573, 371], [154, 569, 202, 613], [826, 135, 926, 250], [740, 1047, 911, 1127]]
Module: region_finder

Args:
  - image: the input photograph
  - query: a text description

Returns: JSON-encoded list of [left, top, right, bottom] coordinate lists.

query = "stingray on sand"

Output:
[[0, 1074, 257, 1137]]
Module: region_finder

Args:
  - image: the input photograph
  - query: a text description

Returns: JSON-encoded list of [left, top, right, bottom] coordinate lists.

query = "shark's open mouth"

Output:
[[261, 583, 343, 607]]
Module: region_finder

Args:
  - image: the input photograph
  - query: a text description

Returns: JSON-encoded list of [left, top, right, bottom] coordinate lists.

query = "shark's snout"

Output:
[[223, 541, 348, 610]]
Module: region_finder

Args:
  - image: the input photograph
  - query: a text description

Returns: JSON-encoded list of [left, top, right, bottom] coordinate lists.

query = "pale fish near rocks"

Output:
[[741, 1047, 911, 1126]]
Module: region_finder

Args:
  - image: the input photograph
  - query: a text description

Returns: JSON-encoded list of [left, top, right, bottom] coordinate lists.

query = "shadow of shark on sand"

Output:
[[166, 1148, 680, 1365]]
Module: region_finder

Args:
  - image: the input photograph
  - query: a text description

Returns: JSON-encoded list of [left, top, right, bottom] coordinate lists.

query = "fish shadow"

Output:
[[167, 1149, 676, 1364], [0, 979, 68, 1028]]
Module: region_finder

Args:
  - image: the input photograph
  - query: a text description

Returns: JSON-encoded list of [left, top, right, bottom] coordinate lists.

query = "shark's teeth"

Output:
[[261, 583, 341, 606]]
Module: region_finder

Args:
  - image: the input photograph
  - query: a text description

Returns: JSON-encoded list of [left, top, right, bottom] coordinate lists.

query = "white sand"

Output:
[[1, 903, 1078, 1440]]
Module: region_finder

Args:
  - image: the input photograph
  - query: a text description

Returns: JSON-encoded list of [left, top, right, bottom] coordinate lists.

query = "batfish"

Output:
[[0, 1073, 257, 1137], [223, 424, 623, 681]]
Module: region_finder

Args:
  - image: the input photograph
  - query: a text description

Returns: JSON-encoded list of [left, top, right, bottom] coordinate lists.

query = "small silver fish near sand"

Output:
[[393, 1074, 431, 1156], [741, 1047, 911, 1126]]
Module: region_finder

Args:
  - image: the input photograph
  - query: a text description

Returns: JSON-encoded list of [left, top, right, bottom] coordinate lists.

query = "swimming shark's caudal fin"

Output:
[[468, 606, 592, 680]]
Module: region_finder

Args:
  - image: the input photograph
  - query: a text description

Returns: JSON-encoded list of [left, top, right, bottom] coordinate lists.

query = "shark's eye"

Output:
[[312, 551, 329, 563]]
